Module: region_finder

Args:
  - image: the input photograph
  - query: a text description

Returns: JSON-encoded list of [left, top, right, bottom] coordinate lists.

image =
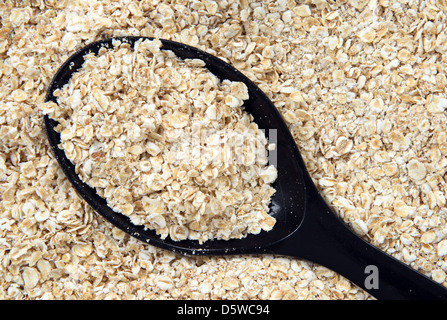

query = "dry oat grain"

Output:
[[2, 0, 447, 301], [45, 38, 277, 244]]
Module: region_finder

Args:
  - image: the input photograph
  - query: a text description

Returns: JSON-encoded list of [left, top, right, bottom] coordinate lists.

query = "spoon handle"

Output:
[[273, 180, 447, 300]]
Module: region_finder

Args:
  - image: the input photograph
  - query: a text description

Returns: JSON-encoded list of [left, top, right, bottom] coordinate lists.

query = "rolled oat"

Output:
[[44, 38, 277, 243], [1, 0, 447, 300]]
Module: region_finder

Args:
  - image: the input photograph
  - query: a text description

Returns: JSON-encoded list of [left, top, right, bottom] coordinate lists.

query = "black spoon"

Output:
[[44, 36, 447, 300]]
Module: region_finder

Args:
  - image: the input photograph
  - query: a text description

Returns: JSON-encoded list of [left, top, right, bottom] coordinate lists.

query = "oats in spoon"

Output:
[[43, 38, 277, 243]]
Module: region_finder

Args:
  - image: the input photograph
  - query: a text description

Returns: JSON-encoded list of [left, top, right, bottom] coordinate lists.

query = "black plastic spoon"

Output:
[[44, 36, 447, 300]]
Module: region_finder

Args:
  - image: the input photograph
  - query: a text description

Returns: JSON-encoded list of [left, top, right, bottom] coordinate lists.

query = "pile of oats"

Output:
[[1, 0, 447, 300], [43, 38, 277, 243]]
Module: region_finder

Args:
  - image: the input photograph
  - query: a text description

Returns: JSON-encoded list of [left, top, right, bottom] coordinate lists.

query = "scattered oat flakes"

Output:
[[2, 0, 447, 301]]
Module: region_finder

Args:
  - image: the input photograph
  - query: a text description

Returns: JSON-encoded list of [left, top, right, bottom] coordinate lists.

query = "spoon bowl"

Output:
[[44, 37, 447, 299]]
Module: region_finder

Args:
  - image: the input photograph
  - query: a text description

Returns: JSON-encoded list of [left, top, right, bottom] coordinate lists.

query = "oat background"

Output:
[[1, 0, 447, 300]]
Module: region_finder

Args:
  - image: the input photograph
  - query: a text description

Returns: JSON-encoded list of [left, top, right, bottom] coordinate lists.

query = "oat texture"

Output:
[[44, 38, 277, 243], [1, 0, 447, 300]]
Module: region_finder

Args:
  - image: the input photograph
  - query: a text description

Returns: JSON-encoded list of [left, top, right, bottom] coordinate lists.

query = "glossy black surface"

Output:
[[44, 36, 307, 255]]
